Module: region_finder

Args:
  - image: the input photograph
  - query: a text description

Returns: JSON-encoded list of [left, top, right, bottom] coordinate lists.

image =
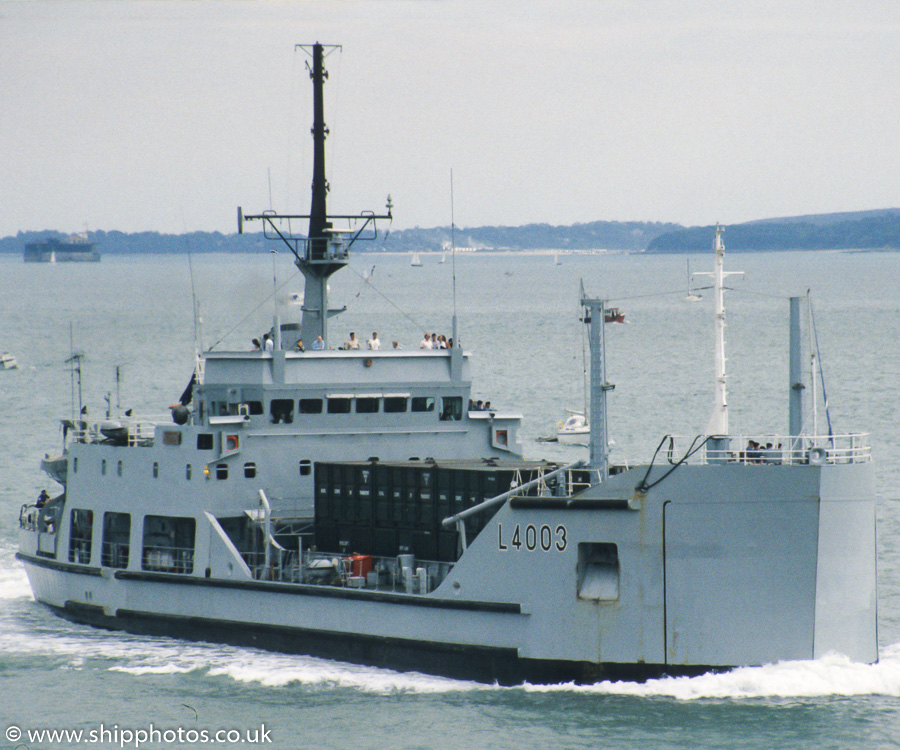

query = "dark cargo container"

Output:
[[313, 459, 557, 562]]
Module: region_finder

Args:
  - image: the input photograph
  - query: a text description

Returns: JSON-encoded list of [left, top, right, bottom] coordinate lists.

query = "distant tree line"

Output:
[[2, 209, 898, 255], [646, 209, 900, 252], [381, 220, 683, 252]]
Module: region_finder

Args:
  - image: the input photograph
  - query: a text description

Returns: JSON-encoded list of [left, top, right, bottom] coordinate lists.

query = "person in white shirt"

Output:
[[419, 333, 432, 349], [367, 332, 381, 350], [345, 332, 360, 350]]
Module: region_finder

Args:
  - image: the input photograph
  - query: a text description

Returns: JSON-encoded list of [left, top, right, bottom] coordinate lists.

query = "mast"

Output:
[[581, 285, 613, 479], [707, 225, 729, 435], [695, 225, 742, 448], [296, 42, 343, 346], [238, 43, 392, 347], [308, 42, 329, 259]]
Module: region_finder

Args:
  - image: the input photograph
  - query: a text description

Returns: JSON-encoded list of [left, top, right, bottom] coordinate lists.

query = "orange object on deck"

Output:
[[347, 554, 373, 578]]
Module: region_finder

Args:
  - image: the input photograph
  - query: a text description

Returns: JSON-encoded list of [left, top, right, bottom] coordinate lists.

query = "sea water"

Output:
[[1, 249, 899, 749]]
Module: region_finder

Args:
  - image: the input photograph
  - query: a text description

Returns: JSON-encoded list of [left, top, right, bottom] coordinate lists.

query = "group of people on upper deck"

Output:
[[419, 332, 452, 349], [253, 330, 453, 352], [739, 440, 783, 464]]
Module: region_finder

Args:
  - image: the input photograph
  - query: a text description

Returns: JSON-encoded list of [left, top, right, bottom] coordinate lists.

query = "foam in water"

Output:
[[0, 552, 34, 602], [522, 643, 900, 700]]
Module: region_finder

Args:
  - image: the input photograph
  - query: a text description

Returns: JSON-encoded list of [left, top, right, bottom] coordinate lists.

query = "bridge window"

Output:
[[299, 459, 312, 476], [244, 462, 257, 479], [356, 397, 380, 413], [68, 509, 94, 564], [327, 397, 352, 414], [197, 434, 214, 450], [384, 397, 407, 413], [300, 398, 323, 414], [270, 399, 294, 424], [142, 515, 196, 574], [216, 463, 228, 480], [440, 396, 463, 421], [412, 396, 435, 412], [101, 512, 130, 569]]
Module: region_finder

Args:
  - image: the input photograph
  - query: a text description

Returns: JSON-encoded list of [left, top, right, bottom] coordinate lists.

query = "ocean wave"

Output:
[[0, 610, 477, 694], [205, 654, 481, 693], [0, 552, 33, 601], [522, 643, 900, 700]]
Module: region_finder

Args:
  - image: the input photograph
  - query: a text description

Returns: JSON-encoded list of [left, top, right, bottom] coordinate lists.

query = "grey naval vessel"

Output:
[[17, 44, 877, 685]]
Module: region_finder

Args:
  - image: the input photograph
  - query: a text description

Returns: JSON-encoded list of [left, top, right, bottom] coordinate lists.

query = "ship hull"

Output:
[[18, 460, 877, 685], [26, 560, 713, 685]]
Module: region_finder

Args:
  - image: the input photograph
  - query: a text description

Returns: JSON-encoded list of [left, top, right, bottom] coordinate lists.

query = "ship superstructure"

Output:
[[17, 45, 877, 684]]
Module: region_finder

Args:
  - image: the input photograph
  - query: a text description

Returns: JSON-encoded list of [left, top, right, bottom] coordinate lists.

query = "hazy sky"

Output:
[[2, 0, 898, 236]]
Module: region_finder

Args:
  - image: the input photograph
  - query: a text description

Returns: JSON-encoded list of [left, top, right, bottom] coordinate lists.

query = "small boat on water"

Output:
[[410, 252, 422, 267], [556, 410, 589, 444], [0, 352, 17, 370], [685, 259, 702, 302], [604, 307, 625, 323]]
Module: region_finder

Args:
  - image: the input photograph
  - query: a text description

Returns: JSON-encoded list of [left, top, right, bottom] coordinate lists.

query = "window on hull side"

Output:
[[142, 515, 196, 574], [101, 512, 131, 569], [68, 509, 94, 565]]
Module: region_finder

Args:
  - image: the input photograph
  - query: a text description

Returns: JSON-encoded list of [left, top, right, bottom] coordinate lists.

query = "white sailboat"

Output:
[[684, 259, 702, 302], [411, 252, 422, 267]]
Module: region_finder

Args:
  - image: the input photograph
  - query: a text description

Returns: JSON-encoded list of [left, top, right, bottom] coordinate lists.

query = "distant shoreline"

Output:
[[3, 208, 899, 255]]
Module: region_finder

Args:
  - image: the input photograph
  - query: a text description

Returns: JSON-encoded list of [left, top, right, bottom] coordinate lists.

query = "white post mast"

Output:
[[695, 225, 742, 438]]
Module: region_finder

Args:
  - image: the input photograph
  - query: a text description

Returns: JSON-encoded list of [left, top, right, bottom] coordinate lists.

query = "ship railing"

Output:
[[18, 503, 38, 531], [142, 545, 195, 574], [666, 432, 871, 466], [65, 417, 166, 447], [101, 541, 131, 569], [19, 502, 61, 534], [249, 547, 454, 596], [253, 213, 352, 264]]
